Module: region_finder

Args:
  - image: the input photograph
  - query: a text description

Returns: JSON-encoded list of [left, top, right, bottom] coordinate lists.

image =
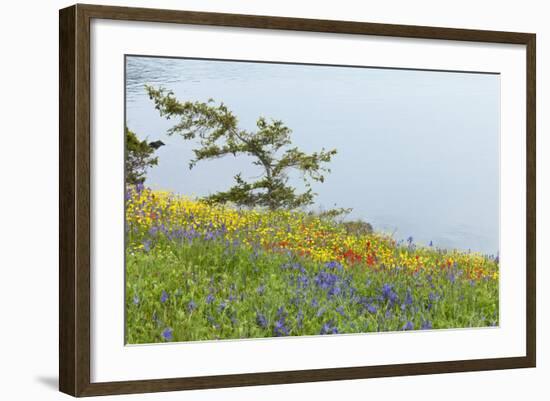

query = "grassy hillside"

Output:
[[125, 186, 499, 343]]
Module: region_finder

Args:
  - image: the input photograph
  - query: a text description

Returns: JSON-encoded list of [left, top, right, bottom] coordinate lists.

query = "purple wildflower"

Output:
[[142, 239, 151, 253], [162, 327, 173, 341], [256, 285, 266, 296], [273, 319, 289, 337], [256, 312, 268, 329], [320, 321, 339, 335], [402, 321, 414, 331], [273, 321, 288, 336], [421, 320, 433, 330], [404, 289, 413, 305], [297, 274, 309, 289], [448, 272, 456, 284], [401, 289, 413, 310], [325, 261, 343, 271], [187, 300, 197, 312], [314, 271, 338, 290], [328, 285, 342, 298], [206, 293, 215, 304], [381, 284, 398, 305], [292, 262, 304, 271], [160, 290, 169, 303], [207, 315, 220, 330], [367, 303, 378, 314]]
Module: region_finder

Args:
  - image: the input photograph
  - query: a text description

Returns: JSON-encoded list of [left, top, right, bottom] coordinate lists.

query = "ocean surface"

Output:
[[125, 56, 500, 255]]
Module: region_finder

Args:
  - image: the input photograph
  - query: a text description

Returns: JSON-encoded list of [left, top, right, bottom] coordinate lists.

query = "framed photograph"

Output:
[[59, 4, 536, 397]]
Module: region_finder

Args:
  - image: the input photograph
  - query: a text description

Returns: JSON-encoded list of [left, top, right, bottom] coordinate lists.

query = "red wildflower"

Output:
[[343, 249, 362, 264], [366, 253, 375, 266]]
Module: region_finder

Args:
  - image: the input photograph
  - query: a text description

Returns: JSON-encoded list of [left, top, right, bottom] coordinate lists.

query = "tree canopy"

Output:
[[146, 86, 337, 210], [125, 127, 159, 185]]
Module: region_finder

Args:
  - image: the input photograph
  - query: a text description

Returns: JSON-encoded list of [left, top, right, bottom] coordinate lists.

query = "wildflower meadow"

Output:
[[124, 57, 500, 344], [125, 186, 499, 344]]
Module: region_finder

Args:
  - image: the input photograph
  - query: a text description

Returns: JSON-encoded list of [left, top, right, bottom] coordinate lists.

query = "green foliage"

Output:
[[146, 86, 337, 210], [306, 207, 353, 225], [125, 127, 158, 185], [341, 219, 374, 236], [126, 234, 498, 343]]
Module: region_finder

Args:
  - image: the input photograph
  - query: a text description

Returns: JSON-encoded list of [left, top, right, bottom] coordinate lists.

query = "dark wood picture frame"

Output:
[[59, 3, 536, 397]]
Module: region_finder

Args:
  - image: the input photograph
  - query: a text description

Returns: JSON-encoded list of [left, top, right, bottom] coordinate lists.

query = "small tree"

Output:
[[125, 127, 159, 185], [146, 86, 337, 210]]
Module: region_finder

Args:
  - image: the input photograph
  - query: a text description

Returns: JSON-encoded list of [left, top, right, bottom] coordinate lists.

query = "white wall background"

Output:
[[0, 0, 546, 400]]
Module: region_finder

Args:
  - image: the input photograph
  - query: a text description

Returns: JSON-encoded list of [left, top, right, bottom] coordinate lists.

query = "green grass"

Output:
[[126, 235, 498, 344]]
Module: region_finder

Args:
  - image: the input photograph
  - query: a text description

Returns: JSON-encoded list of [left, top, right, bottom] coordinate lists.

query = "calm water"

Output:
[[125, 56, 500, 255]]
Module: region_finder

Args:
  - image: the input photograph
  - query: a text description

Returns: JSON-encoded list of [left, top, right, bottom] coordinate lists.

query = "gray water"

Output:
[[125, 56, 500, 255]]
